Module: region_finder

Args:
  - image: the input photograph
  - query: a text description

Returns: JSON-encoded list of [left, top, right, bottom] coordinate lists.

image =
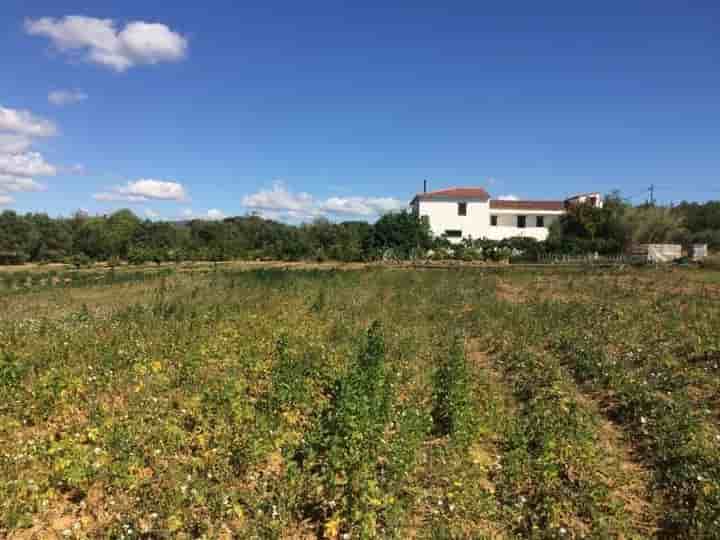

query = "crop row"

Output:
[[0, 269, 499, 538], [481, 271, 720, 537], [543, 302, 720, 536]]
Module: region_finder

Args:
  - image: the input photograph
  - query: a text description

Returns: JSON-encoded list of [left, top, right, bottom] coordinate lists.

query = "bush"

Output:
[[303, 321, 395, 537], [432, 334, 475, 446]]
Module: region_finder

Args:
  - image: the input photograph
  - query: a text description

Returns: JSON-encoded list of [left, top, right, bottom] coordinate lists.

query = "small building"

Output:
[[632, 244, 682, 263], [565, 192, 604, 209], [690, 244, 708, 261], [409, 186, 602, 242]]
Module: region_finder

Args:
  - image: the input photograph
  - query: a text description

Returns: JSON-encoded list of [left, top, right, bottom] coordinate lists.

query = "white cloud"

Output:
[[0, 134, 32, 154], [320, 196, 404, 217], [94, 179, 188, 202], [497, 194, 520, 201], [49, 89, 88, 106], [26, 16, 188, 72], [144, 208, 160, 219], [242, 182, 405, 222], [0, 152, 57, 178], [242, 182, 315, 214], [0, 195, 13, 205], [0, 176, 45, 193], [206, 209, 226, 220], [0, 105, 57, 137], [0, 106, 59, 204], [180, 208, 227, 220]]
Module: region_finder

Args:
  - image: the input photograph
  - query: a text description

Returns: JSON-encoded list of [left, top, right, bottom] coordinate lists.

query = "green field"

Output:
[[1, 265, 719, 539]]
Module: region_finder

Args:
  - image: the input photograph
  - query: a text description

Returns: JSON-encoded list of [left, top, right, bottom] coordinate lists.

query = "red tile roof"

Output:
[[412, 187, 491, 203], [489, 199, 565, 211]]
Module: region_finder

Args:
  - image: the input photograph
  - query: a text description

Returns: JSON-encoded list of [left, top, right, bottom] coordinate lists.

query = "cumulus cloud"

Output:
[[0, 152, 57, 178], [0, 175, 44, 206], [94, 179, 188, 202], [242, 183, 315, 214], [0, 105, 58, 137], [0, 105, 59, 203], [144, 208, 160, 219], [497, 194, 520, 201], [320, 196, 404, 217], [0, 176, 45, 193], [26, 16, 188, 72], [0, 134, 32, 154], [49, 89, 88, 106], [242, 182, 405, 222]]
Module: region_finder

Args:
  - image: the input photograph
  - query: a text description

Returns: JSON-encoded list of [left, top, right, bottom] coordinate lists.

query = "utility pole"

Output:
[[649, 184, 655, 205]]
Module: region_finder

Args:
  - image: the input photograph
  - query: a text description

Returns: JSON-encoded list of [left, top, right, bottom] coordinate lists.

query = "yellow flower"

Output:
[[324, 515, 341, 538]]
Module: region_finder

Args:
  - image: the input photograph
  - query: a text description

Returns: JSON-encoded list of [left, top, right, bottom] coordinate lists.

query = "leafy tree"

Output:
[[0, 211, 33, 264], [365, 210, 432, 258], [73, 217, 111, 260], [672, 201, 720, 249], [548, 192, 632, 254], [625, 205, 687, 245], [105, 209, 142, 258], [26, 213, 73, 262]]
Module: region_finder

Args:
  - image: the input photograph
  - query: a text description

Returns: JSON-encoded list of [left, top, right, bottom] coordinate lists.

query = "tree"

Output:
[[671, 201, 720, 249], [26, 213, 72, 261], [625, 205, 687, 245], [365, 211, 432, 259], [548, 192, 632, 254], [0, 211, 33, 264], [106, 209, 142, 259]]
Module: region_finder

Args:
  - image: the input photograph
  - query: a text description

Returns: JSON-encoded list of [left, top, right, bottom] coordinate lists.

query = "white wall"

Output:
[[417, 200, 491, 242], [415, 199, 562, 242], [484, 213, 561, 241]]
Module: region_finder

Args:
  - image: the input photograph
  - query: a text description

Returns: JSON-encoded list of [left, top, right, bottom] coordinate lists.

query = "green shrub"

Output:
[[432, 334, 475, 446]]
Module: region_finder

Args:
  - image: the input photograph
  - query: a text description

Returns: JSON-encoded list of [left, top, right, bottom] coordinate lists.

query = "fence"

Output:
[[536, 253, 645, 265]]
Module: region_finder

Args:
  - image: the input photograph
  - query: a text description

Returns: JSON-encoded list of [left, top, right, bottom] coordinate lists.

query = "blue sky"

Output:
[[2, 1, 719, 221]]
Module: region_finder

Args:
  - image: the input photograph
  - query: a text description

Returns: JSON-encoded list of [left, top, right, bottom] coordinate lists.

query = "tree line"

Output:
[[0, 195, 717, 265], [0, 209, 432, 265], [546, 193, 720, 255]]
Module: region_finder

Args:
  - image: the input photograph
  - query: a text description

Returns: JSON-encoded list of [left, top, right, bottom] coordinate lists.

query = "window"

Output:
[[517, 215, 526, 228], [536, 216, 545, 228], [490, 215, 498, 227], [445, 229, 462, 238], [457, 202, 467, 216]]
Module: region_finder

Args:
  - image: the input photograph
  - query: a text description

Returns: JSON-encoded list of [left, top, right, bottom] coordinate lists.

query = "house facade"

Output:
[[410, 187, 602, 242]]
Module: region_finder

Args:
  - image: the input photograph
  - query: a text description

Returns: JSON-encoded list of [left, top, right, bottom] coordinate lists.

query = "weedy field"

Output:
[[1, 265, 719, 539]]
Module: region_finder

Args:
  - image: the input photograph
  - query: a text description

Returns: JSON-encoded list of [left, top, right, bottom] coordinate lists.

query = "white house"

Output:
[[410, 187, 603, 242]]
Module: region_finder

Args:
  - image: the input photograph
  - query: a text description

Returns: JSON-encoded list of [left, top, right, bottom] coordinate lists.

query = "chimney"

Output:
[[423, 179, 427, 193]]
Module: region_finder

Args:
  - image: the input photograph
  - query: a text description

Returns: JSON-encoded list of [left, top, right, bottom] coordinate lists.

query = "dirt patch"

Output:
[[494, 279, 526, 304], [7, 484, 113, 540]]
